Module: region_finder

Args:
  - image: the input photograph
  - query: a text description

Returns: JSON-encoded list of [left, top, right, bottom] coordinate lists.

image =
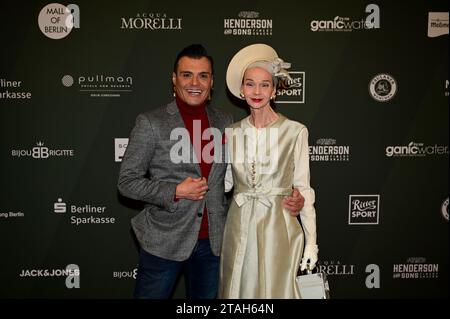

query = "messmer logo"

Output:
[[427, 12, 449, 37], [275, 72, 305, 104], [348, 195, 380, 225], [115, 138, 128, 162], [38, 3, 80, 39]]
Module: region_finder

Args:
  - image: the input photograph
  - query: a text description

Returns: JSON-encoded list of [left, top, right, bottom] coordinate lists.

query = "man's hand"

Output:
[[282, 188, 305, 216], [175, 177, 208, 200]]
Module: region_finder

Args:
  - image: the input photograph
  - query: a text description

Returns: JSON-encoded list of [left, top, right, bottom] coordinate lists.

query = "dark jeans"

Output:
[[134, 239, 219, 299]]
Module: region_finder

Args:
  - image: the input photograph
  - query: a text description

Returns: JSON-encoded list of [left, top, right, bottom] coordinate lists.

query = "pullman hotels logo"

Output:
[[62, 74, 133, 97], [38, 3, 80, 39], [224, 11, 273, 36], [275, 72, 305, 104], [348, 195, 380, 225], [120, 12, 182, 30]]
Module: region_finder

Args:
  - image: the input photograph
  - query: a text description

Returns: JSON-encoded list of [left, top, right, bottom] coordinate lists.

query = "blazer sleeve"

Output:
[[117, 113, 179, 212]]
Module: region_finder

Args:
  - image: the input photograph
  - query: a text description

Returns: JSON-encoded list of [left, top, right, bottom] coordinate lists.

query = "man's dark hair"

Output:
[[173, 44, 214, 74]]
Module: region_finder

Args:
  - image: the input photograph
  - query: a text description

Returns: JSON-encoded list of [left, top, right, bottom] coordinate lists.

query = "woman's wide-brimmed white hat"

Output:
[[226, 43, 291, 99]]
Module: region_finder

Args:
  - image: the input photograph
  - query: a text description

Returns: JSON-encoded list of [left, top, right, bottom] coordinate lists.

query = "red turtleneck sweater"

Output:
[[175, 97, 212, 240]]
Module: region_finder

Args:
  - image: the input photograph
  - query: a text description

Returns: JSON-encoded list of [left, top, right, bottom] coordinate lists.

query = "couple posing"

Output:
[[118, 43, 318, 299]]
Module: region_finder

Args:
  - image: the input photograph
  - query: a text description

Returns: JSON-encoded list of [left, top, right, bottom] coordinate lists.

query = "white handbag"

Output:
[[296, 267, 330, 299]]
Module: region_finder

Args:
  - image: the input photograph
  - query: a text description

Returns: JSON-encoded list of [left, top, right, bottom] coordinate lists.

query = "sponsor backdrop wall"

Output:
[[0, 0, 448, 299]]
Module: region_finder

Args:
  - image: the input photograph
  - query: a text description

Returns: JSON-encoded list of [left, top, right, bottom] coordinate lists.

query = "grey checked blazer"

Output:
[[118, 100, 234, 261]]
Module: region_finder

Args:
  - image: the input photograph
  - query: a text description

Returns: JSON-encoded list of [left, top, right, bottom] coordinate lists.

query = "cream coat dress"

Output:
[[219, 113, 317, 299]]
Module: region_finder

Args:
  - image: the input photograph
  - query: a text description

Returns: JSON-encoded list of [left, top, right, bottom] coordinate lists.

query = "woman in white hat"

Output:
[[220, 44, 319, 298]]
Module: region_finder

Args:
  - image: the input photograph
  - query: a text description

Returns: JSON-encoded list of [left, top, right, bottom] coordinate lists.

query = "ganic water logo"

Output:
[[310, 4, 380, 32]]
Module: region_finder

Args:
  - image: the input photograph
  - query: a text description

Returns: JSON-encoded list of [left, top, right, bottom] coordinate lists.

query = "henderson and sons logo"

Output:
[[393, 257, 439, 279]]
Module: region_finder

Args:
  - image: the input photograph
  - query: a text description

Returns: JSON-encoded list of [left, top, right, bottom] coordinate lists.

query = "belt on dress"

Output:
[[233, 187, 292, 208]]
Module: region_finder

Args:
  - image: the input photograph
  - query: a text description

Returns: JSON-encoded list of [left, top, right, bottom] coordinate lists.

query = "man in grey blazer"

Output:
[[118, 44, 304, 299]]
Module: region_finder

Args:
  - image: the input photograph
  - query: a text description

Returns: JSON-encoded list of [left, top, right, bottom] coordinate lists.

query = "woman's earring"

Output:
[[240, 92, 245, 98], [173, 87, 176, 97]]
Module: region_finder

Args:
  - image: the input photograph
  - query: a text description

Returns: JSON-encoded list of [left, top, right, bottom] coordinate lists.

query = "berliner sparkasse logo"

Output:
[[0, 78, 32, 99], [348, 194, 380, 225], [53, 197, 114, 226], [369, 73, 397, 102]]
